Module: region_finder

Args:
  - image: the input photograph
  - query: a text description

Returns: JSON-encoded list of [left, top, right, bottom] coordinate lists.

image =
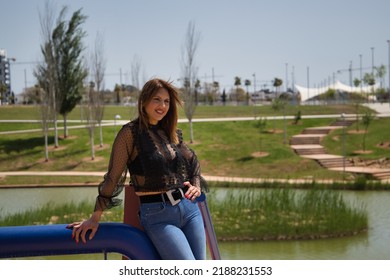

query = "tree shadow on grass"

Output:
[[0, 136, 52, 154]]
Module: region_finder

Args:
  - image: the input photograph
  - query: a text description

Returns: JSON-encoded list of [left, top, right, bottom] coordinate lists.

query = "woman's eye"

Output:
[[152, 98, 170, 105]]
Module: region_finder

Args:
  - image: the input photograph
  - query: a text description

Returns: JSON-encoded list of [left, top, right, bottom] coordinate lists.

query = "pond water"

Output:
[[1, 187, 389, 260]]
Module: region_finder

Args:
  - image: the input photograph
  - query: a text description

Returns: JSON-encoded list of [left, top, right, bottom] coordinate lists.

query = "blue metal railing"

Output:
[[0, 222, 160, 260]]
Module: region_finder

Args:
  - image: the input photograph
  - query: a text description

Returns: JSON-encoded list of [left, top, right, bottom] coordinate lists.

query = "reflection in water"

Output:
[[0, 187, 101, 218], [1, 187, 390, 259]]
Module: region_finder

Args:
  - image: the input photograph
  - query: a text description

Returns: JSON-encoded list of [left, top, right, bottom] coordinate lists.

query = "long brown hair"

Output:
[[137, 78, 182, 143]]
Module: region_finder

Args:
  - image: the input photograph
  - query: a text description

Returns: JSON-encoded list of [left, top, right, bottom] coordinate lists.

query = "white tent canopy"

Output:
[[295, 80, 377, 102]]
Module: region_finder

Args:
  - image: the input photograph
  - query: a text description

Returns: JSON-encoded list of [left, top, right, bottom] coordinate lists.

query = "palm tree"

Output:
[[244, 79, 251, 105], [353, 78, 361, 88], [273, 78, 283, 98], [221, 88, 227, 106], [375, 64, 386, 90], [234, 76, 241, 104], [114, 84, 121, 104], [363, 73, 375, 100]]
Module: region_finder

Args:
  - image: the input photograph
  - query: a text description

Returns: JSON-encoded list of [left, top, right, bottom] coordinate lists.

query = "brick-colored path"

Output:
[[290, 118, 390, 180]]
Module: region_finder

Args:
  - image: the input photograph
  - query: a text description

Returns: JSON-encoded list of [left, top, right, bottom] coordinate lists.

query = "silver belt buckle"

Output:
[[165, 188, 184, 206]]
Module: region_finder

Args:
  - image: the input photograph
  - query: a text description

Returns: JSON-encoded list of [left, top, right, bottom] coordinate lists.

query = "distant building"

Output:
[[295, 80, 376, 103], [0, 49, 13, 105]]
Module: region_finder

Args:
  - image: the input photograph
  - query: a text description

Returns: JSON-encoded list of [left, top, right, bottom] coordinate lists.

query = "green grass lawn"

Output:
[[0, 103, 369, 120], [0, 103, 389, 185]]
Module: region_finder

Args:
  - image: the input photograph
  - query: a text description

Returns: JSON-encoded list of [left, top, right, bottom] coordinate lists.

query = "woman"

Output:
[[67, 78, 207, 260]]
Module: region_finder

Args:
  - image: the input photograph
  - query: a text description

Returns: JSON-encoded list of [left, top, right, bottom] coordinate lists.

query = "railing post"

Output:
[[122, 185, 143, 260], [123, 185, 143, 230]]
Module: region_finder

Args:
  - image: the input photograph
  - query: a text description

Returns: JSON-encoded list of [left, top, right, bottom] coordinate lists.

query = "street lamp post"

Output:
[[114, 114, 121, 136], [387, 40, 390, 107], [349, 60, 353, 87], [252, 73, 256, 94], [285, 63, 288, 92], [292, 65, 296, 104], [252, 73, 257, 116], [341, 113, 346, 180], [307, 66, 310, 103], [359, 54, 363, 98]]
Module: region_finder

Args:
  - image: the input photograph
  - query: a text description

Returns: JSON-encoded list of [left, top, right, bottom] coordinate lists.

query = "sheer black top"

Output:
[[94, 119, 207, 212]]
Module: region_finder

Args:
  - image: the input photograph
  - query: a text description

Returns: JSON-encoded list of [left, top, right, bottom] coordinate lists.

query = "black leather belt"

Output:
[[139, 187, 188, 206]]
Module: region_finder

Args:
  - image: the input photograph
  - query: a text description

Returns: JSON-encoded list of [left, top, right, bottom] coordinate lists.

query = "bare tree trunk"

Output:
[[99, 122, 103, 147], [37, 84, 51, 161], [131, 54, 143, 90], [63, 114, 68, 138], [44, 132, 49, 161], [189, 120, 194, 144], [36, 1, 59, 149], [53, 114, 59, 147], [84, 83, 97, 160], [90, 126, 95, 160], [42, 99, 50, 161], [180, 20, 200, 143], [283, 106, 287, 144], [64, 114, 68, 138], [91, 32, 106, 148]]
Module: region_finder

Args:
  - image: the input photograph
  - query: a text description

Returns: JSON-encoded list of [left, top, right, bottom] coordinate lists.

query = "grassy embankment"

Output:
[[0, 188, 368, 242]]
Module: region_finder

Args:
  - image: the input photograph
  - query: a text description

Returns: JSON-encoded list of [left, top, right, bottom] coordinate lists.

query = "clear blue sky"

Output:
[[2, 0, 390, 95]]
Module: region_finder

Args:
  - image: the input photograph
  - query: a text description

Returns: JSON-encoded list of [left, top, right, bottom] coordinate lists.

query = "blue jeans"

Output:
[[140, 198, 206, 260]]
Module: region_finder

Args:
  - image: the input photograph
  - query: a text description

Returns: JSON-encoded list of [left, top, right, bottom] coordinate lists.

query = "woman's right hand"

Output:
[[66, 211, 102, 244]]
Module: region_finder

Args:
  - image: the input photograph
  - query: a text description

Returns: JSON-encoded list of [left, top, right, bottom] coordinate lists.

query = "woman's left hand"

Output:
[[183, 181, 201, 201]]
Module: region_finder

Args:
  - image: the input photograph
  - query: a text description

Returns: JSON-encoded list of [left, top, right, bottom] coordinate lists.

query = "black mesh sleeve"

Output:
[[94, 125, 134, 212]]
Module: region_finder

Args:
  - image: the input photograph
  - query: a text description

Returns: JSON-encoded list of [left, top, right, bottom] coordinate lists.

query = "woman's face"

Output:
[[144, 88, 170, 125]]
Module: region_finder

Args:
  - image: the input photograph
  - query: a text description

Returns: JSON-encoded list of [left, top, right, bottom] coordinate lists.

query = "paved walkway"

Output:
[[365, 102, 390, 115]]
